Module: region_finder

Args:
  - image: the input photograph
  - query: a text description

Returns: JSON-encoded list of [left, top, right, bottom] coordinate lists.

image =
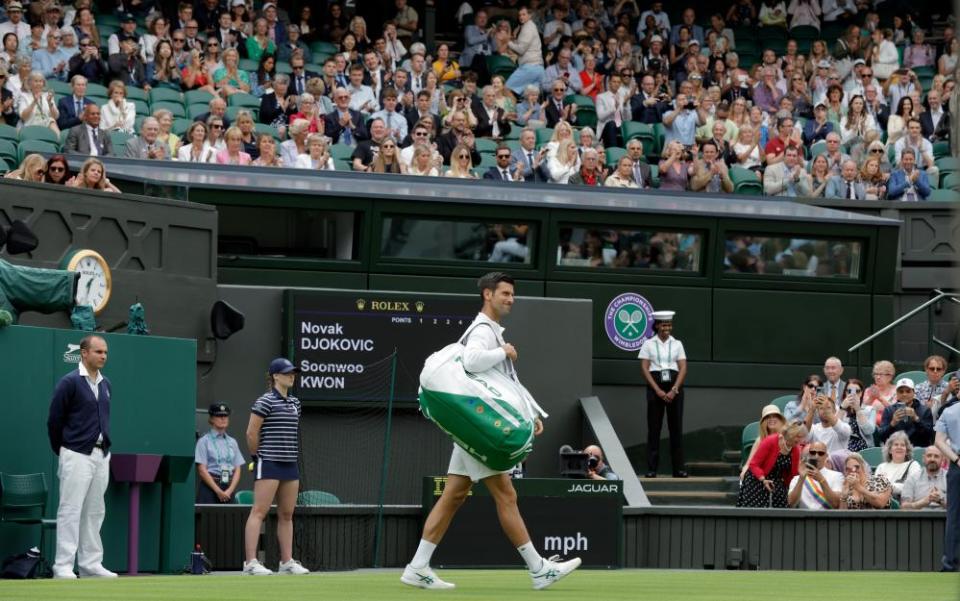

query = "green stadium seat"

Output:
[[109, 130, 134, 151], [928, 189, 960, 202], [254, 123, 281, 140], [504, 140, 522, 152], [228, 92, 260, 109], [275, 62, 293, 75], [486, 55, 516, 80], [535, 127, 554, 146], [188, 103, 209, 120], [604, 146, 625, 168], [45, 79, 72, 95], [730, 166, 762, 195], [0, 139, 17, 166], [19, 126, 60, 145], [771, 394, 795, 413], [912, 448, 925, 463], [648, 163, 659, 188], [238, 58, 258, 72], [297, 490, 341, 506], [740, 420, 759, 466], [132, 99, 150, 116], [502, 126, 521, 140], [310, 41, 338, 55], [125, 86, 149, 102], [18, 139, 59, 162], [0, 473, 57, 556], [894, 370, 926, 385], [810, 140, 827, 157], [149, 88, 184, 105], [151, 101, 186, 119], [185, 90, 215, 106], [225, 106, 257, 122], [0, 124, 17, 141], [621, 121, 654, 146], [0, 156, 8, 174], [86, 82, 108, 98], [172, 118, 192, 137], [333, 158, 351, 171], [932, 141, 950, 160], [943, 173, 960, 192], [234, 490, 254, 504], [477, 154, 497, 169], [788, 25, 819, 40], [329, 143, 353, 160], [475, 138, 498, 154], [860, 447, 884, 469]]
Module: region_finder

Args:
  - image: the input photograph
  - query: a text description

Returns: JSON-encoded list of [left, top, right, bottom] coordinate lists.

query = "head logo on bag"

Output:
[[604, 292, 654, 352]]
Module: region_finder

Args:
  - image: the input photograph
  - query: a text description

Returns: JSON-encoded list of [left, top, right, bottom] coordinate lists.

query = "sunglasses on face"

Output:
[[807, 450, 826, 457], [382, 144, 395, 149], [35, 169, 46, 176], [211, 124, 223, 129], [845, 465, 861, 472], [873, 372, 892, 377], [927, 366, 945, 372], [414, 131, 428, 136], [49, 166, 65, 172], [174, 38, 186, 42], [458, 154, 469, 159], [870, 149, 883, 153], [497, 153, 510, 159], [805, 383, 818, 389]]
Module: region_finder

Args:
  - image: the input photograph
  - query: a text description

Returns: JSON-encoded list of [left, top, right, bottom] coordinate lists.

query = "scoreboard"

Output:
[[282, 290, 478, 403]]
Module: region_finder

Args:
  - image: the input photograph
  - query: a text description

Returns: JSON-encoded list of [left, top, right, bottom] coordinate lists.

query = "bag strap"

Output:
[[897, 460, 917, 484]]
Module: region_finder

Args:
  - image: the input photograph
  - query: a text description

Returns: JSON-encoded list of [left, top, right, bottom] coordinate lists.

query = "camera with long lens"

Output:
[[587, 455, 600, 470]]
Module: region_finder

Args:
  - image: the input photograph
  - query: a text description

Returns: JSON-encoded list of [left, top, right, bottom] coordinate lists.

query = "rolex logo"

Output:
[[356, 298, 367, 311], [415, 301, 425, 313]]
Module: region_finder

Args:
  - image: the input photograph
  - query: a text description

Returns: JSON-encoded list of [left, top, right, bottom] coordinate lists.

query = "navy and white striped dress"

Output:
[[251, 389, 301, 463]]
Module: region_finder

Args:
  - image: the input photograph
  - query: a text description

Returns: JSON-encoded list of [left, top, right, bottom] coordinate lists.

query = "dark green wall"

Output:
[[0, 326, 196, 573]]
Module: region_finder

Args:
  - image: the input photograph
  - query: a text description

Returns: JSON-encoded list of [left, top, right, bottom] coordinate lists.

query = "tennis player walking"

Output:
[[401, 272, 581, 590]]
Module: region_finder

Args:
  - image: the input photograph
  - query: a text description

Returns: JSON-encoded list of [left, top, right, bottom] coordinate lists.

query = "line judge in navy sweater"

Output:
[[46, 334, 117, 579]]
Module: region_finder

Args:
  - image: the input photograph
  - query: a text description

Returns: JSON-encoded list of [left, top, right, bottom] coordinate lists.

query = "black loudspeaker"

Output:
[[3, 220, 38, 255], [210, 300, 245, 340]]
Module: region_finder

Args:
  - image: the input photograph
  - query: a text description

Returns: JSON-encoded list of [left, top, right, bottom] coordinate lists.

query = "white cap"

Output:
[[895, 378, 915, 390], [651, 310, 675, 321], [262, 2, 276, 10]]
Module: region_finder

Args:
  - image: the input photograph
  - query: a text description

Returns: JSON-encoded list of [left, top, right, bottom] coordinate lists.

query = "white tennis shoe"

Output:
[[242, 559, 273, 575], [278, 559, 310, 575], [530, 555, 581, 590], [400, 564, 456, 589]]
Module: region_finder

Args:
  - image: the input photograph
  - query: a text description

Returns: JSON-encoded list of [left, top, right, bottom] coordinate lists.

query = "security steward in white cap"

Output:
[[195, 403, 245, 503], [638, 310, 688, 478]]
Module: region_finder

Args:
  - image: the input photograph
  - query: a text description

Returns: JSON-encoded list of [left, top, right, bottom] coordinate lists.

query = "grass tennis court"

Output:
[[0, 569, 957, 601]]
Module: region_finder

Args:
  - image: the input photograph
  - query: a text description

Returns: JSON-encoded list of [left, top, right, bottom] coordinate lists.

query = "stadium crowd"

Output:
[[0, 0, 955, 198], [738, 354, 958, 512]]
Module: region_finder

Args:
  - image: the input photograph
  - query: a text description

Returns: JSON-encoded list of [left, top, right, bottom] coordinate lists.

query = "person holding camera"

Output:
[[662, 92, 705, 147], [195, 403, 245, 504], [690, 140, 733, 193], [639, 310, 688, 478], [805, 394, 851, 455], [878, 378, 934, 448], [584, 445, 620, 481], [788, 441, 843, 509]]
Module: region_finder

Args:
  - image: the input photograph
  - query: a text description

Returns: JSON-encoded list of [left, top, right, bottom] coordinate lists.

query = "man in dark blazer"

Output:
[[47, 335, 116, 580], [64, 104, 113, 157], [107, 37, 147, 88], [543, 79, 577, 128], [630, 74, 669, 124], [482, 144, 522, 181], [56, 75, 96, 131], [405, 90, 439, 136], [435, 109, 481, 165], [920, 89, 950, 142], [324, 87, 369, 145], [472, 85, 512, 140]]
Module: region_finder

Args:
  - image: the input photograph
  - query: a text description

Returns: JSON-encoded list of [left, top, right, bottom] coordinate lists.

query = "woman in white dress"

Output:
[[177, 121, 216, 162], [294, 133, 336, 170], [100, 80, 136, 134], [546, 139, 580, 184], [874, 432, 922, 502], [17, 71, 60, 134]]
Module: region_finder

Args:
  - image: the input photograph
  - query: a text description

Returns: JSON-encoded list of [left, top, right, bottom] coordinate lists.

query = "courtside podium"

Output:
[[0, 325, 196, 573]]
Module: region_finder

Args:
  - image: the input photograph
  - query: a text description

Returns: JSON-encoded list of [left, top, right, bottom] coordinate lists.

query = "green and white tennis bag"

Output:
[[418, 321, 547, 471]]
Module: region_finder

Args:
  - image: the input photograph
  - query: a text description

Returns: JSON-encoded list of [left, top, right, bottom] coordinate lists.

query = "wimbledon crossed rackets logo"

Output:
[[603, 293, 654, 352]]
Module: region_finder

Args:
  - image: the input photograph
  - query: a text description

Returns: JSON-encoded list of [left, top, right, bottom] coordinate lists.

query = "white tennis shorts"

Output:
[[447, 444, 507, 482]]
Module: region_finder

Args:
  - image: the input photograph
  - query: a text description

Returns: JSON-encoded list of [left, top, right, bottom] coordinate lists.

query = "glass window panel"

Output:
[[556, 226, 702, 271], [218, 206, 358, 260], [380, 217, 534, 264], [724, 234, 862, 279]]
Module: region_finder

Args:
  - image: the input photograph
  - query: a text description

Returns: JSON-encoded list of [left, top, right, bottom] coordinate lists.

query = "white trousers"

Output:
[[54, 447, 110, 573]]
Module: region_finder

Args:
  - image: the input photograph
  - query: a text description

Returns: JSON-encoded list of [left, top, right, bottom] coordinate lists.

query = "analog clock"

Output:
[[63, 249, 112, 314]]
